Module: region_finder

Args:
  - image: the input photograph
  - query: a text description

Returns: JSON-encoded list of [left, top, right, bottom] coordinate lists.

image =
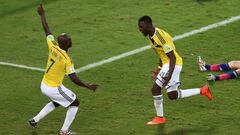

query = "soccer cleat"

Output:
[[28, 119, 37, 128], [60, 130, 76, 135], [147, 116, 166, 125], [207, 74, 216, 81], [197, 56, 207, 71], [200, 84, 213, 100]]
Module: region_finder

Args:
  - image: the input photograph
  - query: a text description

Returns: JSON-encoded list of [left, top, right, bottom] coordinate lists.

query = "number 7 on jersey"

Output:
[[46, 58, 55, 73]]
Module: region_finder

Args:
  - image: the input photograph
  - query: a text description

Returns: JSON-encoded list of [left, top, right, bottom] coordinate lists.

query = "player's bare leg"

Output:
[[198, 57, 240, 81], [228, 61, 240, 70], [147, 83, 166, 125], [206, 61, 240, 81], [60, 98, 79, 135]]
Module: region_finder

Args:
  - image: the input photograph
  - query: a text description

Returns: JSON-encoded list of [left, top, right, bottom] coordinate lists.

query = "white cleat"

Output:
[[207, 74, 216, 81], [198, 56, 207, 71]]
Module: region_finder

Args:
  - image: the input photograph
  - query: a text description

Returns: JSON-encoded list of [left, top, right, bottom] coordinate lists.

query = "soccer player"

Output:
[[138, 16, 213, 125], [29, 4, 99, 135], [198, 56, 240, 81]]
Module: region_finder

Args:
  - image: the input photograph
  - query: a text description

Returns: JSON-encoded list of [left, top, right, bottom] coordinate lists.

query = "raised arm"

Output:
[[68, 73, 99, 92], [37, 4, 52, 36]]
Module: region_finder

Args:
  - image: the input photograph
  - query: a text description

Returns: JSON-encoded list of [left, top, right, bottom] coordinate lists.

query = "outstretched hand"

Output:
[[37, 4, 45, 16], [86, 84, 99, 92]]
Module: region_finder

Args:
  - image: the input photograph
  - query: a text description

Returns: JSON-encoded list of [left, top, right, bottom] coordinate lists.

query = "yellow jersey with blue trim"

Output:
[[149, 27, 183, 65], [42, 35, 75, 87]]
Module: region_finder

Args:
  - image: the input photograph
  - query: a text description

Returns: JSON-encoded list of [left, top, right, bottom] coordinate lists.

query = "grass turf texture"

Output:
[[0, 0, 240, 134]]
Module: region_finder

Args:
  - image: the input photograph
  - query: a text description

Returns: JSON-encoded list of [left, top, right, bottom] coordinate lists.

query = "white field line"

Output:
[[0, 15, 240, 73], [0, 61, 45, 72]]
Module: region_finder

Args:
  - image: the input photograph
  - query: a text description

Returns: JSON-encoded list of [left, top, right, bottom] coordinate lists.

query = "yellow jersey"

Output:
[[42, 35, 75, 87], [149, 27, 183, 65]]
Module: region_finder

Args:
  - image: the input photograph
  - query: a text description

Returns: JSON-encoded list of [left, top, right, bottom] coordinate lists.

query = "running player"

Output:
[[198, 56, 240, 81], [138, 16, 213, 125], [29, 4, 99, 135]]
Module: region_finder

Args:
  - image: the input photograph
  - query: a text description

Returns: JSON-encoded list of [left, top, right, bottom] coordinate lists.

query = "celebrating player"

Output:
[[29, 4, 99, 135], [198, 56, 240, 81], [138, 16, 213, 125]]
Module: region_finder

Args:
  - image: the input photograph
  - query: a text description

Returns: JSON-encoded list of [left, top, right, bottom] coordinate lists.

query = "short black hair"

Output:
[[138, 16, 152, 24], [57, 33, 71, 46]]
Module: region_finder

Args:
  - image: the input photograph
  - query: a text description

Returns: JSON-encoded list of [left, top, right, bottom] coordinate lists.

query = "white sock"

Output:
[[153, 95, 164, 117], [178, 88, 200, 99], [33, 102, 56, 122], [61, 106, 79, 132]]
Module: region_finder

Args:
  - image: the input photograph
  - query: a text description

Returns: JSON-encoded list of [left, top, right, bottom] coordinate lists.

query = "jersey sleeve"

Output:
[[65, 58, 75, 75], [46, 35, 58, 49]]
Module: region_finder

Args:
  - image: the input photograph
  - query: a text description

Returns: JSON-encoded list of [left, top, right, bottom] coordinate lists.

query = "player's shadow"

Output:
[[30, 130, 38, 135], [193, 0, 218, 3], [155, 125, 166, 135], [155, 126, 216, 135]]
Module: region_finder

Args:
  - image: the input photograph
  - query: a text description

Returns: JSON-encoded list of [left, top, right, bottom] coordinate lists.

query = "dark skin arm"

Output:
[[151, 49, 162, 81], [153, 49, 163, 67], [69, 73, 99, 91], [151, 58, 162, 79], [162, 51, 176, 87], [159, 58, 162, 67], [37, 4, 52, 36]]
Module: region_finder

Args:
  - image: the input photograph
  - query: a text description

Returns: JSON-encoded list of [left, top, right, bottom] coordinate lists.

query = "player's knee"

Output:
[[70, 98, 80, 107], [52, 102, 60, 107], [151, 83, 162, 96], [151, 89, 160, 96], [167, 91, 178, 100]]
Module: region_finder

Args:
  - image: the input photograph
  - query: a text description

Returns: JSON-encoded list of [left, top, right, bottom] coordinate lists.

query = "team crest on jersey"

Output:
[[164, 44, 172, 52], [165, 45, 171, 51]]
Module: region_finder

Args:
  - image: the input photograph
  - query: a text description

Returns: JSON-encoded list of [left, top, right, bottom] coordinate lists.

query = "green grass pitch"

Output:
[[0, 0, 240, 134]]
